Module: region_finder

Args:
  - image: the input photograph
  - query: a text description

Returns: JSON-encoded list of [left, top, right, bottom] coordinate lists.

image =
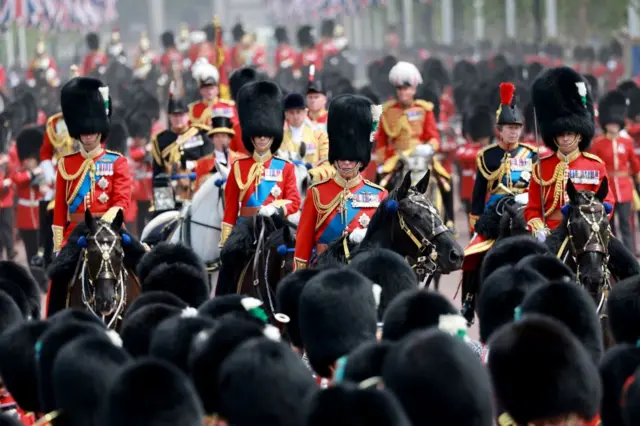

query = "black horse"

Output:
[[314, 170, 464, 284]]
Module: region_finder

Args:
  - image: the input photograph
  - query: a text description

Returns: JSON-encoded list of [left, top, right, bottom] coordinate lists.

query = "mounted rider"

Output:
[[274, 26, 297, 71], [26, 37, 57, 86], [51, 77, 131, 253], [217, 81, 301, 293], [133, 32, 156, 81], [306, 65, 328, 132], [524, 67, 615, 236], [280, 92, 332, 183], [127, 111, 154, 232], [194, 115, 238, 190], [293, 94, 387, 270], [159, 30, 184, 75], [187, 60, 238, 133], [82, 33, 108, 76], [106, 28, 127, 64]]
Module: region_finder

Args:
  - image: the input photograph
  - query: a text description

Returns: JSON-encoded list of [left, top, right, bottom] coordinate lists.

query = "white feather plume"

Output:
[[309, 64, 315, 81], [98, 86, 109, 102], [438, 314, 468, 337], [372, 284, 382, 308], [198, 64, 220, 83], [189, 30, 206, 44], [371, 104, 382, 123], [241, 297, 263, 311], [388, 61, 423, 87], [105, 330, 123, 347], [169, 81, 176, 97], [263, 324, 281, 341], [181, 307, 198, 318]]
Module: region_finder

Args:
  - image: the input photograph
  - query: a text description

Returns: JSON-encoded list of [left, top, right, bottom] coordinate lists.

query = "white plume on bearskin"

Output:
[[194, 62, 219, 85], [389, 61, 423, 87]]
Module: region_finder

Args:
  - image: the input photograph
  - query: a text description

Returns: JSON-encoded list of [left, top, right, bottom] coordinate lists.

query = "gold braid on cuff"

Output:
[[526, 218, 545, 232], [220, 222, 233, 246], [52, 225, 64, 253], [294, 258, 308, 270], [468, 214, 479, 229]]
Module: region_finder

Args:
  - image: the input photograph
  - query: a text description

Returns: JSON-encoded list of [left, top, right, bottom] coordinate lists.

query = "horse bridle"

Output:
[[80, 223, 127, 328], [394, 190, 449, 286]]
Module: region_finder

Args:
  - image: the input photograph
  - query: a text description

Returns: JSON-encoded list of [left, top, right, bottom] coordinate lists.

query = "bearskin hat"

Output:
[[327, 94, 374, 169], [480, 235, 550, 282], [275, 269, 320, 349], [198, 295, 265, 325], [573, 46, 584, 62], [305, 384, 411, 426], [120, 303, 182, 357], [416, 83, 441, 122], [320, 19, 335, 38], [349, 248, 418, 320], [0, 290, 22, 332], [297, 25, 315, 48], [274, 26, 288, 44], [531, 66, 595, 151], [421, 57, 450, 88], [47, 307, 105, 327], [126, 111, 152, 139], [142, 262, 210, 307], [452, 60, 478, 86], [520, 281, 603, 364], [299, 269, 377, 378], [217, 338, 317, 426], [35, 320, 105, 413], [136, 242, 206, 286], [202, 23, 215, 42], [149, 314, 216, 373], [466, 106, 495, 141], [598, 344, 640, 426], [0, 414, 21, 426], [229, 67, 258, 102], [341, 340, 392, 384], [125, 291, 187, 318], [160, 31, 175, 49], [52, 334, 130, 426], [488, 316, 601, 425], [607, 275, 640, 344], [627, 86, 640, 119], [188, 316, 270, 414], [496, 82, 523, 125], [106, 121, 128, 154], [15, 127, 42, 162], [237, 81, 284, 154], [584, 74, 599, 102], [515, 253, 575, 283], [102, 359, 204, 426], [598, 90, 627, 131], [383, 329, 494, 426], [477, 265, 546, 343], [20, 92, 38, 125], [0, 279, 31, 319], [61, 77, 111, 142], [0, 261, 41, 319], [231, 23, 245, 43], [85, 32, 100, 50], [610, 39, 623, 57]]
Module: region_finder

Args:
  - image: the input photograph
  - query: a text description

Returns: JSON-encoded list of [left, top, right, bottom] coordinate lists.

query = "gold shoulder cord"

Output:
[[475, 148, 504, 196], [312, 185, 348, 231], [58, 158, 96, 207], [151, 135, 162, 166], [413, 100, 434, 112], [380, 107, 412, 140], [531, 160, 566, 217], [234, 160, 264, 202]]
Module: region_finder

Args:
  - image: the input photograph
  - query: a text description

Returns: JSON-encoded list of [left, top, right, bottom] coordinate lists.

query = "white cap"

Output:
[[389, 61, 423, 87]]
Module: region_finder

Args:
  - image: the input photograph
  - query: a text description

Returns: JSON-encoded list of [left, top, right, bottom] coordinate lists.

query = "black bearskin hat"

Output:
[[61, 77, 111, 142], [217, 338, 317, 426], [102, 359, 204, 426], [617, 80, 637, 98], [125, 291, 187, 318], [515, 253, 575, 283], [0, 290, 22, 332], [274, 26, 288, 44], [607, 275, 640, 344], [85, 32, 100, 51], [520, 281, 603, 364], [0, 279, 34, 320], [198, 295, 266, 325], [126, 111, 152, 139], [584, 74, 599, 102], [383, 329, 494, 426], [488, 316, 601, 425], [275, 269, 320, 349], [421, 57, 450, 88], [237, 81, 284, 154], [16, 127, 43, 162], [47, 308, 104, 327], [0, 261, 41, 319], [305, 384, 411, 426], [598, 90, 627, 131], [299, 269, 377, 378], [583, 46, 596, 62], [327, 94, 374, 169], [531, 66, 595, 151], [466, 106, 495, 141], [231, 23, 245, 43], [496, 82, 523, 125], [229, 67, 258, 102], [480, 235, 550, 282], [119, 303, 182, 357], [202, 24, 215, 42], [452, 60, 478, 86], [142, 262, 209, 307], [136, 242, 206, 286], [106, 121, 128, 154], [627, 86, 640, 120], [321, 19, 335, 38], [297, 25, 315, 49], [598, 344, 640, 426], [610, 39, 623, 57], [161, 31, 175, 49], [341, 340, 392, 384]]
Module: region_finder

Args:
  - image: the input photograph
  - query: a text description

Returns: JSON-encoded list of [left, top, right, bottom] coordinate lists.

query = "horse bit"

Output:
[[80, 223, 128, 328]]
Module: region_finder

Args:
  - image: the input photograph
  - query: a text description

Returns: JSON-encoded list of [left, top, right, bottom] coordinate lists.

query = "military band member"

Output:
[[274, 26, 297, 71], [82, 33, 107, 76], [52, 77, 131, 253], [159, 30, 184, 75], [296, 25, 322, 73], [590, 90, 640, 251], [106, 28, 126, 63], [26, 37, 57, 84], [525, 67, 615, 237], [194, 116, 238, 190], [281, 92, 332, 182], [133, 32, 156, 80], [306, 65, 328, 132], [293, 95, 387, 270]]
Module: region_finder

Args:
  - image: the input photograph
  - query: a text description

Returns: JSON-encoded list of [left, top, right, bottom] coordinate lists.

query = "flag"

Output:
[[0, 0, 14, 25], [26, 0, 44, 27]]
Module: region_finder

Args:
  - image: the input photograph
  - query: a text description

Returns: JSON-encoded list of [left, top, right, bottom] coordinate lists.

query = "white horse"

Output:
[[277, 142, 311, 225]]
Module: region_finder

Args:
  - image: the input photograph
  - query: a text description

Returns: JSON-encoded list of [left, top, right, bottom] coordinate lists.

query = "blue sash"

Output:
[[319, 185, 373, 244], [69, 153, 119, 213], [245, 158, 286, 207]]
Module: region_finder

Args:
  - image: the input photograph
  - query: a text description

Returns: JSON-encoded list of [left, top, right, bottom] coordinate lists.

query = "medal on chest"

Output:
[[568, 169, 600, 185], [211, 106, 234, 118], [183, 134, 204, 150], [96, 162, 114, 176], [510, 157, 532, 171], [351, 191, 380, 208], [264, 168, 283, 182], [406, 110, 423, 122]]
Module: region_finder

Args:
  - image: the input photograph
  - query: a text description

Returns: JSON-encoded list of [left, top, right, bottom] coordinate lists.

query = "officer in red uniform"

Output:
[[188, 61, 238, 132], [194, 116, 237, 190], [51, 77, 131, 254], [159, 30, 184, 75], [13, 127, 46, 262], [294, 94, 387, 270], [217, 81, 300, 294], [317, 19, 339, 61], [306, 65, 328, 132], [26, 38, 57, 84], [296, 25, 322, 74], [525, 67, 615, 236], [81, 33, 108, 76], [128, 112, 154, 233], [589, 90, 640, 251], [274, 26, 297, 71]]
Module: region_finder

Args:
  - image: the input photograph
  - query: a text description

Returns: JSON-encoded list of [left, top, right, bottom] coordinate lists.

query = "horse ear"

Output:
[[110, 209, 125, 231], [298, 142, 307, 159], [415, 169, 431, 194], [566, 179, 578, 203], [85, 209, 96, 231], [397, 171, 412, 199], [596, 176, 609, 203]]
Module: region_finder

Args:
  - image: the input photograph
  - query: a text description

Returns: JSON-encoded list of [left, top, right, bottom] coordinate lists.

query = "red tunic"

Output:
[[82, 51, 108, 75], [296, 48, 323, 71], [318, 40, 339, 60], [52, 149, 131, 251], [12, 169, 42, 230], [275, 44, 298, 69], [293, 175, 387, 269], [456, 142, 482, 202], [308, 109, 328, 132], [0, 388, 36, 425], [25, 55, 57, 80], [159, 48, 184, 74], [524, 151, 615, 232], [222, 153, 300, 231], [188, 99, 247, 156], [41, 113, 75, 162], [589, 134, 640, 203], [129, 146, 152, 202]]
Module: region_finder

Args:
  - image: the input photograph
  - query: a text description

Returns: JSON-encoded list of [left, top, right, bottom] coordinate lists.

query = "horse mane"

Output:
[[48, 222, 147, 285]]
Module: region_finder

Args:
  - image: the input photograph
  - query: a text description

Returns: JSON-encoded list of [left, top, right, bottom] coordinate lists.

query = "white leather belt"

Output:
[[18, 199, 39, 207]]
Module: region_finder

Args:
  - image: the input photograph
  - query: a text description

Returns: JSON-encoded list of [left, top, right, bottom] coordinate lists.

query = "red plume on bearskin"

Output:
[[500, 82, 515, 106]]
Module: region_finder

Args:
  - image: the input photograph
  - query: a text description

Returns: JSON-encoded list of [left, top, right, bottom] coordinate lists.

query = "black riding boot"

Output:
[[46, 279, 68, 317], [460, 270, 479, 326]]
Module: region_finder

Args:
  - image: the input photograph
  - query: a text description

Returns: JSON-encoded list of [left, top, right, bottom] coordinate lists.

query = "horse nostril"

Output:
[[449, 249, 463, 264]]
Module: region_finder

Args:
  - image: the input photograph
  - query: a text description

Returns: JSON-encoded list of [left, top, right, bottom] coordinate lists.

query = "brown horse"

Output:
[[47, 210, 146, 329]]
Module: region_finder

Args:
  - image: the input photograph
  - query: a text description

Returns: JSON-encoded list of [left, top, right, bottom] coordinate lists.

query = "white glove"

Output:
[[186, 160, 197, 170], [414, 144, 434, 157], [535, 229, 548, 242], [258, 204, 278, 217], [288, 210, 301, 226], [377, 165, 384, 174], [514, 193, 529, 205], [2, 178, 11, 188], [40, 160, 56, 184], [349, 228, 367, 244]]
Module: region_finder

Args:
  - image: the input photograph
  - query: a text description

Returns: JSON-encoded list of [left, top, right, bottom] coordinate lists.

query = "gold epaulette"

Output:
[[518, 142, 538, 152], [190, 122, 211, 132], [151, 133, 162, 166], [475, 143, 500, 181], [273, 155, 292, 164], [363, 179, 385, 191], [105, 149, 123, 157], [308, 176, 331, 189], [382, 100, 397, 112], [218, 98, 236, 106], [187, 101, 202, 122], [582, 151, 604, 163], [414, 99, 434, 112]]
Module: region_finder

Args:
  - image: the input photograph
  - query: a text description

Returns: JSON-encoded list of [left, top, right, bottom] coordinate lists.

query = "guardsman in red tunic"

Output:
[[81, 33, 108, 76], [306, 65, 328, 132], [51, 77, 131, 254], [589, 90, 640, 251], [194, 116, 238, 190], [106, 28, 126, 64], [294, 94, 387, 270], [274, 26, 297, 71], [317, 19, 339, 62], [13, 127, 46, 263], [296, 25, 322, 75], [525, 67, 615, 237], [128, 112, 154, 232], [217, 81, 301, 294], [159, 30, 184, 75]]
